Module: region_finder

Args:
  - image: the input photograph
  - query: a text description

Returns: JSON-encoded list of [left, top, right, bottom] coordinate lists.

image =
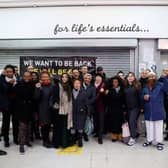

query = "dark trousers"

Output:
[[18, 121, 31, 145], [52, 110, 71, 148], [31, 120, 40, 139], [127, 108, 139, 139], [95, 111, 104, 140], [2, 109, 19, 143], [52, 111, 60, 147], [41, 124, 50, 143]]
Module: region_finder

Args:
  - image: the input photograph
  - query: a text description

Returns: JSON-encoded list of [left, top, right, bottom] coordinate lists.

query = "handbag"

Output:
[[84, 116, 94, 136], [122, 122, 130, 143]]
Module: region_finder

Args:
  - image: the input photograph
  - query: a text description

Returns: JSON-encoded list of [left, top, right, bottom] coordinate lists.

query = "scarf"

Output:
[[83, 83, 88, 90], [61, 82, 71, 102], [73, 89, 80, 99], [5, 76, 17, 86], [114, 86, 120, 93]]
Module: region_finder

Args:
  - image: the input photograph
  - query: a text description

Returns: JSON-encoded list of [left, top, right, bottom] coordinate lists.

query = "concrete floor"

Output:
[[0, 136, 168, 168]]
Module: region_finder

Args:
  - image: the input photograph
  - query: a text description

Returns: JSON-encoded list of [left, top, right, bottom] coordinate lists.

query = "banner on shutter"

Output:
[[20, 56, 97, 76]]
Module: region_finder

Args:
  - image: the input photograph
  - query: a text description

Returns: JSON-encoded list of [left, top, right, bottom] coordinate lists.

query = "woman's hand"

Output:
[[144, 95, 150, 101], [100, 88, 104, 93], [105, 90, 109, 95], [36, 83, 41, 88]]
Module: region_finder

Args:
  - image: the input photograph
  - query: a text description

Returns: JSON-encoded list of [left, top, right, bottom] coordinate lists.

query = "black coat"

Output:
[[34, 85, 52, 125], [15, 81, 35, 122], [34, 84, 59, 125], [124, 85, 141, 111], [72, 89, 88, 130], [83, 84, 96, 116], [0, 75, 9, 111], [107, 88, 125, 133], [0, 75, 16, 111]]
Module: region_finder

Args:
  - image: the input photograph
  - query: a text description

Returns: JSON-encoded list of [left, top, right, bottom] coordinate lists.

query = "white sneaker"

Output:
[[127, 138, 136, 146]]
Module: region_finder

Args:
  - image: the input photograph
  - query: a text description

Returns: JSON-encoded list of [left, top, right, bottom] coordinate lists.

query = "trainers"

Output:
[[143, 141, 152, 147], [156, 143, 164, 151], [127, 138, 136, 146]]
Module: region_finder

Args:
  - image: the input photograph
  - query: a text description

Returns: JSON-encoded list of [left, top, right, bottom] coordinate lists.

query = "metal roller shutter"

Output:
[[94, 49, 130, 76], [0, 51, 20, 70], [0, 48, 130, 77]]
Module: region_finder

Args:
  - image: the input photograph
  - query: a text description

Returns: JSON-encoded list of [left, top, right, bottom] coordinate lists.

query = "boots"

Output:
[[98, 134, 103, 144], [78, 133, 83, 147], [118, 134, 123, 142], [70, 134, 76, 146], [83, 133, 89, 142], [111, 133, 117, 142], [19, 145, 25, 154], [41, 125, 52, 148], [43, 140, 52, 148], [98, 138, 103, 144]]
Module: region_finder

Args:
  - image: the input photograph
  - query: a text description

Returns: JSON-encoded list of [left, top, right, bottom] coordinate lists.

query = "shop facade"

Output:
[[0, 1, 168, 77]]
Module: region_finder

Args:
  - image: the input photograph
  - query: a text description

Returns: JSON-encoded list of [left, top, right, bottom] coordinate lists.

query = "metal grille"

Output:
[[0, 48, 130, 77]]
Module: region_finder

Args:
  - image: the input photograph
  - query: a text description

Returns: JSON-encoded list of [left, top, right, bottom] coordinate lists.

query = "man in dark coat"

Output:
[[34, 72, 56, 148], [82, 73, 96, 141], [0, 65, 19, 147], [15, 72, 35, 154], [72, 79, 88, 147]]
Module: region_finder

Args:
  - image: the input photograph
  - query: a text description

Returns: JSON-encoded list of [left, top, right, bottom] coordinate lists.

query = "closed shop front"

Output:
[[0, 5, 168, 76], [0, 48, 133, 77]]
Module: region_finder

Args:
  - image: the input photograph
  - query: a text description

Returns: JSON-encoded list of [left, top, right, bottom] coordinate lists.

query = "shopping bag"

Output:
[[122, 122, 130, 143], [84, 116, 94, 136]]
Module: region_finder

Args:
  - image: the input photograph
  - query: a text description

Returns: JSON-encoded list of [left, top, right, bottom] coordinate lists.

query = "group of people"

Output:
[[0, 64, 168, 155]]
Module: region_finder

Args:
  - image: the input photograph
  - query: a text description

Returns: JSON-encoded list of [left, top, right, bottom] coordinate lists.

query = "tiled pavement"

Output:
[[0, 136, 168, 168]]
